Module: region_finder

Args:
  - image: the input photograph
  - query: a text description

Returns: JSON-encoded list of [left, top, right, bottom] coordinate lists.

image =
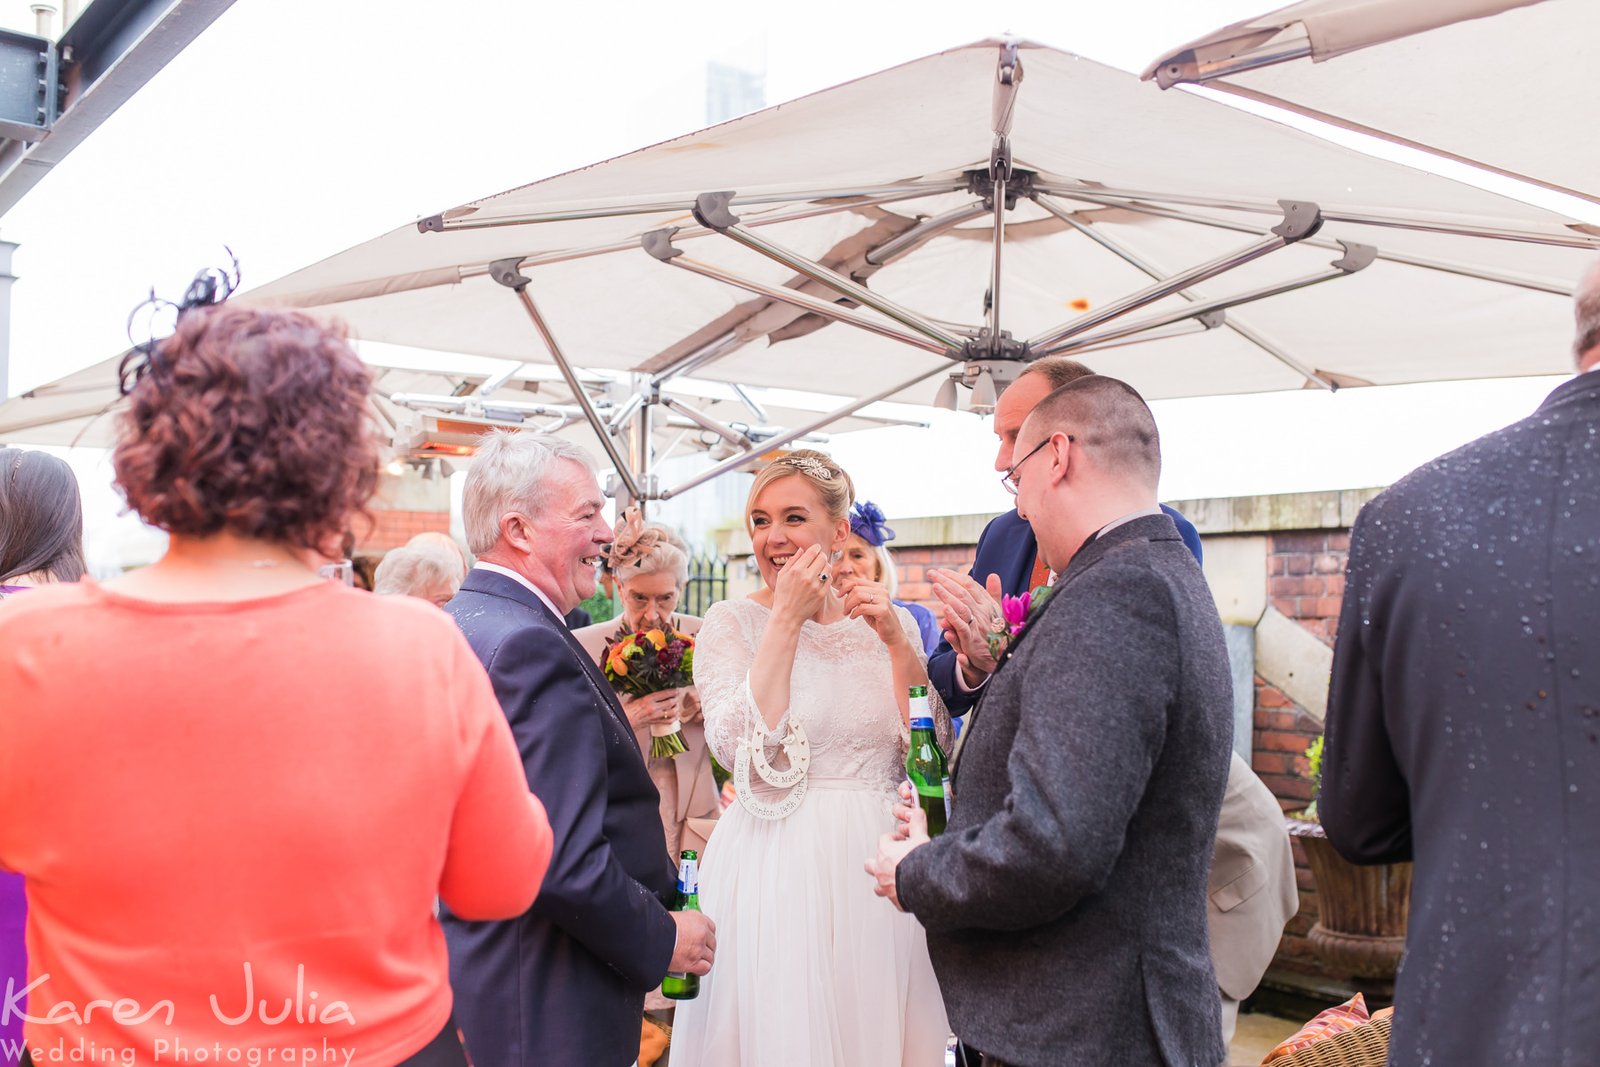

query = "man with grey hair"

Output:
[[1320, 264, 1600, 1065], [372, 542, 463, 607], [441, 431, 716, 1067]]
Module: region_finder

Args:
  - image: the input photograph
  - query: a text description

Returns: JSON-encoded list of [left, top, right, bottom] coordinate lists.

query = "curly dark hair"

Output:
[[113, 304, 378, 554]]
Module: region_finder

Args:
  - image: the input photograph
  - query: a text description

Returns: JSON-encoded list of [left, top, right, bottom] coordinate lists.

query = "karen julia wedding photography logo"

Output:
[[3, 963, 357, 1066]]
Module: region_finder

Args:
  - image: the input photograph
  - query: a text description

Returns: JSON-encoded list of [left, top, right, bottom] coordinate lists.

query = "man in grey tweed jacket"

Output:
[[868, 375, 1235, 1067]]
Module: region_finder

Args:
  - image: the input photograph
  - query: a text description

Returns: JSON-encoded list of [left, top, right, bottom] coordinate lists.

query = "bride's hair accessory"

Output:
[[776, 454, 838, 481], [848, 500, 896, 547]]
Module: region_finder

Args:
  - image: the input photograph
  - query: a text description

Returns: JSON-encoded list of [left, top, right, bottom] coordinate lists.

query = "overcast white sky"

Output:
[[0, 0, 1583, 557]]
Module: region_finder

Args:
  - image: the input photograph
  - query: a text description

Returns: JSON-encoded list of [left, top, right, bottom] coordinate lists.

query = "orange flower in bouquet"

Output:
[[602, 621, 696, 758]]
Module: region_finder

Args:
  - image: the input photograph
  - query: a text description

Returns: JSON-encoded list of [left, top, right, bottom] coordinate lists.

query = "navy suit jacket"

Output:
[[443, 569, 677, 1067], [929, 505, 1202, 713]]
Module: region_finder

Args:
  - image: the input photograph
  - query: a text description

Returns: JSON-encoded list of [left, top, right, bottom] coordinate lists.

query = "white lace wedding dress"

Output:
[[670, 598, 953, 1067]]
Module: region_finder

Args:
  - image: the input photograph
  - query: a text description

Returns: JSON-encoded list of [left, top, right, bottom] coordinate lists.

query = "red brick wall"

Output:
[[360, 508, 450, 553], [891, 545, 978, 608], [1257, 530, 1352, 979]]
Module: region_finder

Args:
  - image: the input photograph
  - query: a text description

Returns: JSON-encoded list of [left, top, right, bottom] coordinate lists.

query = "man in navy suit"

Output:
[[443, 431, 716, 1067]]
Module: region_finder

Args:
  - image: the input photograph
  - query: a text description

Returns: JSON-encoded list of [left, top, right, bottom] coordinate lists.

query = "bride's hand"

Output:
[[770, 544, 831, 625], [836, 574, 904, 648]]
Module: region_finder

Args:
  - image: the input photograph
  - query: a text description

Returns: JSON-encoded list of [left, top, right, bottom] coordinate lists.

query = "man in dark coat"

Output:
[[927, 357, 1293, 1044], [1322, 269, 1600, 1066], [443, 431, 716, 1067], [868, 375, 1235, 1067]]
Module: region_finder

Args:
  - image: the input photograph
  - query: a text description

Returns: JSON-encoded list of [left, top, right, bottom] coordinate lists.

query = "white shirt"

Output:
[[1096, 505, 1165, 540], [473, 561, 563, 618]]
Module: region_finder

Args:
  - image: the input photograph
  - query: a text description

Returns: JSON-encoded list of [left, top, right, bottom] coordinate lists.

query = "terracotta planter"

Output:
[[1287, 819, 1411, 990]]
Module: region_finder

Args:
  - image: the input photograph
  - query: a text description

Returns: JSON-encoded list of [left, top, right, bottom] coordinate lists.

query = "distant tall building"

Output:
[[705, 60, 764, 124]]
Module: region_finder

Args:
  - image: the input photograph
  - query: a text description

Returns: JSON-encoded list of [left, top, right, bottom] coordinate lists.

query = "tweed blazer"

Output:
[[898, 513, 1234, 1067]]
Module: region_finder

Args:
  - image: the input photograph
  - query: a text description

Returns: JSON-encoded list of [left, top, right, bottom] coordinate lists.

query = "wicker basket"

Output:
[[1269, 1014, 1392, 1067]]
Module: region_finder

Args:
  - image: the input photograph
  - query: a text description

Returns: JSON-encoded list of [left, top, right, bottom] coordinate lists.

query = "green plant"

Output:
[[1297, 734, 1325, 823]]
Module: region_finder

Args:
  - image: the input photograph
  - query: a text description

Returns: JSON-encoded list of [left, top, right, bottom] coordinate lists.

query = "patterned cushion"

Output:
[[1261, 993, 1371, 1063]]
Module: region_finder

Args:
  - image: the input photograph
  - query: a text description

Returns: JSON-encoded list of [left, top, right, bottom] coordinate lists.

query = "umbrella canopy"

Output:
[[239, 37, 1596, 502], [0, 347, 918, 457], [1144, 0, 1599, 208]]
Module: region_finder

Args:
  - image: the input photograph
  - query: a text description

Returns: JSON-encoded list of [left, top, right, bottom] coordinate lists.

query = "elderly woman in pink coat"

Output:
[[573, 512, 721, 858]]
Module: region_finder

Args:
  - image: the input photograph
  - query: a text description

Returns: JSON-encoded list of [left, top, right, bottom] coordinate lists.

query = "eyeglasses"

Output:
[[1001, 434, 1072, 495]]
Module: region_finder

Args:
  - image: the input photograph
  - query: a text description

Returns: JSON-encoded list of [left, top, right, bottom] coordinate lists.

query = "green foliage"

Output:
[[578, 590, 617, 625], [1300, 734, 1325, 823]]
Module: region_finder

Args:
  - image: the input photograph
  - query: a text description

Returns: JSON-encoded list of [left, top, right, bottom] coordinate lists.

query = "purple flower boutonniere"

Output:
[[984, 584, 1053, 660]]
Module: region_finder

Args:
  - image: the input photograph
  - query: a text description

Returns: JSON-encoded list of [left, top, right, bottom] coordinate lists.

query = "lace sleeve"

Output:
[[895, 606, 955, 756], [695, 601, 791, 769]]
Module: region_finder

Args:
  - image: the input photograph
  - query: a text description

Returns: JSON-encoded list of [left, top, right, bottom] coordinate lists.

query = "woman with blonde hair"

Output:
[[574, 509, 721, 858], [670, 450, 951, 1066]]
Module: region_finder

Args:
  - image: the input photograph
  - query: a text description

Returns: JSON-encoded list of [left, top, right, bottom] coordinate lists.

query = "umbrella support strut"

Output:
[[1034, 194, 1340, 389], [491, 258, 644, 503], [642, 229, 958, 357], [692, 191, 968, 351], [1048, 242, 1375, 355], [1038, 190, 1574, 297], [659, 364, 950, 501], [1027, 199, 1324, 354]]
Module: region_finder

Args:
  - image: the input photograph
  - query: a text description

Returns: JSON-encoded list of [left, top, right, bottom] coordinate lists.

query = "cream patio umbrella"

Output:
[[1144, 1, 1600, 208], [0, 346, 917, 460], [236, 37, 1597, 505]]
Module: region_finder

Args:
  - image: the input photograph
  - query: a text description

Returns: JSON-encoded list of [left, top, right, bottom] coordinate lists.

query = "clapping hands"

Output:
[[930, 569, 1006, 688]]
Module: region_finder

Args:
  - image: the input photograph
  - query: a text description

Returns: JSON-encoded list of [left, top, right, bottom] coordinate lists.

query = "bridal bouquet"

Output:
[[604, 623, 696, 758]]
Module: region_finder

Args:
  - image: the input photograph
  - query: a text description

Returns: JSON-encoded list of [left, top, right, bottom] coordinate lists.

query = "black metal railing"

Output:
[[682, 553, 730, 618]]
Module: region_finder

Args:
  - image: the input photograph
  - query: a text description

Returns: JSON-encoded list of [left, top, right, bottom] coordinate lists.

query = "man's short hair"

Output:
[[1026, 374, 1162, 489], [373, 543, 463, 599], [1574, 260, 1600, 366], [1018, 356, 1096, 392], [461, 431, 596, 555]]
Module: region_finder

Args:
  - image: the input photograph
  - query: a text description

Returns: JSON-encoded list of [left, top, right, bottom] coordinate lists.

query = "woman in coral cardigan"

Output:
[[0, 295, 552, 1067]]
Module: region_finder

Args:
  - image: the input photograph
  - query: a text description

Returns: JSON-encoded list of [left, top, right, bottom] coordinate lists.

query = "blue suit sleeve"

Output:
[[928, 515, 1007, 713], [484, 626, 677, 989], [1160, 504, 1203, 565]]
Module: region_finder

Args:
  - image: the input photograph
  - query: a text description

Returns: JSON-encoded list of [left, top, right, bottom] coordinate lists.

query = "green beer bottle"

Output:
[[661, 849, 701, 1000], [905, 685, 949, 837]]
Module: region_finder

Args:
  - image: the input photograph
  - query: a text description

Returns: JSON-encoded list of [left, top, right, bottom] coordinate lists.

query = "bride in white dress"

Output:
[[670, 451, 952, 1067]]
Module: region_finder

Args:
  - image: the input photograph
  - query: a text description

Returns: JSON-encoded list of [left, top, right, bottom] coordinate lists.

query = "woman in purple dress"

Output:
[[0, 448, 86, 1067]]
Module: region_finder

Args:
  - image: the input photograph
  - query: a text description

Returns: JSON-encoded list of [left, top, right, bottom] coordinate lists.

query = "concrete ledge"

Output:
[[1168, 488, 1385, 536]]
